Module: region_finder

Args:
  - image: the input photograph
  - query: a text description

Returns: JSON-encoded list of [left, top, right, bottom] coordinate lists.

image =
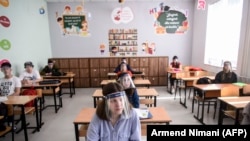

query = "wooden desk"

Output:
[[218, 96, 250, 125], [22, 82, 62, 114], [73, 107, 171, 141], [178, 76, 215, 108], [166, 70, 196, 94], [42, 73, 75, 97], [192, 84, 243, 125], [3, 96, 39, 141], [107, 72, 145, 79], [100, 79, 151, 88], [92, 88, 158, 108]]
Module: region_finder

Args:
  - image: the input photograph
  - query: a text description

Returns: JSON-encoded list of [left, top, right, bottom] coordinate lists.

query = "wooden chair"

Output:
[[13, 90, 38, 134], [220, 86, 241, 124], [242, 84, 250, 96], [0, 105, 14, 141], [42, 86, 62, 113], [79, 124, 89, 140], [174, 71, 191, 99], [192, 80, 218, 119]]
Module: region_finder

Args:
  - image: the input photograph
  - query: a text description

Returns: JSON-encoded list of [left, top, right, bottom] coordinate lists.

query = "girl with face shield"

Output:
[[118, 72, 140, 108], [86, 82, 141, 141], [214, 61, 238, 83]]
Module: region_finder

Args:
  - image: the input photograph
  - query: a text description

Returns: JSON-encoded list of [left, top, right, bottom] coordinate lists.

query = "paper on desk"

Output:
[[0, 96, 8, 102], [134, 108, 152, 119]]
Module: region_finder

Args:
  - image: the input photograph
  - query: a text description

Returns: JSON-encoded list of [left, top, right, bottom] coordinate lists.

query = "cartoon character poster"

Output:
[[141, 41, 156, 55], [111, 7, 134, 24], [56, 5, 90, 37], [149, 3, 189, 34]]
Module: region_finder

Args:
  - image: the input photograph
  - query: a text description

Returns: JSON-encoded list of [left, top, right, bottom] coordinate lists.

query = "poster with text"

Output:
[[150, 3, 189, 34], [56, 5, 90, 37]]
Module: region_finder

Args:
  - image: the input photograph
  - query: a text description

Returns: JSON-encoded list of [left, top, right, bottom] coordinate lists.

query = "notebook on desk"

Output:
[[134, 108, 153, 119], [0, 96, 8, 102], [39, 79, 61, 85]]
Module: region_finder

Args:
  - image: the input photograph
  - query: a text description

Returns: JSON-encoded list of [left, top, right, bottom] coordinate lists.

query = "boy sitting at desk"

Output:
[[0, 62, 21, 131], [40, 59, 61, 76], [19, 61, 42, 85]]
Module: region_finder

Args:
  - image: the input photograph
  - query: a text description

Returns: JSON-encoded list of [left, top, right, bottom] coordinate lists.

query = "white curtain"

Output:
[[204, 0, 243, 69], [238, 0, 250, 83]]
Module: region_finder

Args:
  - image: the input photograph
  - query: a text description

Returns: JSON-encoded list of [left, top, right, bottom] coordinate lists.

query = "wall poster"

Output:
[[109, 29, 138, 57], [56, 5, 90, 37], [149, 2, 189, 34]]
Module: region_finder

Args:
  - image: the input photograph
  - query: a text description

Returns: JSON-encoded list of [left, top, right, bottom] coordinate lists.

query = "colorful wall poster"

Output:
[[109, 29, 138, 56], [141, 41, 156, 55], [111, 6, 134, 24], [56, 5, 90, 37], [197, 0, 206, 10], [150, 2, 189, 34], [0, 39, 11, 51]]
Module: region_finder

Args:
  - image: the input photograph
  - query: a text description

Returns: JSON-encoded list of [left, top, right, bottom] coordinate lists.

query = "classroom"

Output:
[[1, 0, 250, 141]]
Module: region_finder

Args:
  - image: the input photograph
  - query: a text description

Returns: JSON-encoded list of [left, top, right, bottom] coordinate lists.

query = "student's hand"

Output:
[[45, 73, 52, 76], [22, 79, 32, 85]]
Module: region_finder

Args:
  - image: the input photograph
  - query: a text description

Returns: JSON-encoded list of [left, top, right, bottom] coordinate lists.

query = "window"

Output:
[[204, 0, 243, 69]]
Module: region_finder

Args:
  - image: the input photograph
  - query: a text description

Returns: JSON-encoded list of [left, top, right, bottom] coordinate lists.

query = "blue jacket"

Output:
[[127, 89, 140, 108]]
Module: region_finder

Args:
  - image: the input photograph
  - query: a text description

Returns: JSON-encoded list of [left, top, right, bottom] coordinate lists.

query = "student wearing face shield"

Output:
[[86, 82, 141, 141], [117, 72, 139, 108], [214, 61, 237, 83]]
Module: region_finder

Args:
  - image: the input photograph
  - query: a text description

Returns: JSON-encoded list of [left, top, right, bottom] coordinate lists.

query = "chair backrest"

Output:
[[194, 71, 208, 77], [243, 84, 250, 96], [221, 86, 240, 97], [176, 71, 190, 79]]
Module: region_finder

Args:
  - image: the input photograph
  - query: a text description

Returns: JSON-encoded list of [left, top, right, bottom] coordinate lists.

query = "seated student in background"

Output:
[[0, 62, 21, 131], [169, 55, 182, 93], [114, 57, 133, 73], [86, 82, 141, 141], [214, 61, 237, 83], [116, 63, 133, 78], [19, 61, 42, 85], [118, 72, 139, 108], [40, 59, 61, 76]]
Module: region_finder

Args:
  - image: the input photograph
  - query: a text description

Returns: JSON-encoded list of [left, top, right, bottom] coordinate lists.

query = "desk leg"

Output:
[[39, 97, 44, 128], [154, 96, 157, 107], [53, 88, 58, 113], [34, 98, 40, 132], [69, 78, 73, 98], [73, 79, 75, 94], [74, 123, 79, 141], [218, 100, 225, 125], [179, 82, 187, 108], [235, 109, 240, 125], [21, 106, 28, 141], [193, 97, 205, 125], [93, 98, 97, 108]]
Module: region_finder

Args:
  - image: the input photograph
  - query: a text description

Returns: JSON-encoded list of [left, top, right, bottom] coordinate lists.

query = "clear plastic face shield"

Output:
[[223, 61, 232, 72], [103, 91, 131, 119], [118, 73, 136, 96]]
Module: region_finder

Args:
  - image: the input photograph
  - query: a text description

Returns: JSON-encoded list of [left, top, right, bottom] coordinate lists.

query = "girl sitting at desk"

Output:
[[169, 55, 182, 93], [86, 82, 141, 141]]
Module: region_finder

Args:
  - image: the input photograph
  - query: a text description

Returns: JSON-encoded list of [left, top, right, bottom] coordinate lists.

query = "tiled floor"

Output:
[[2, 86, 235, 141]]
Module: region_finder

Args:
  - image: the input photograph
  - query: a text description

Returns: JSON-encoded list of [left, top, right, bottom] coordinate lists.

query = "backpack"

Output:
[[195, 77, 213, 97], [21, 88, 37, 107]]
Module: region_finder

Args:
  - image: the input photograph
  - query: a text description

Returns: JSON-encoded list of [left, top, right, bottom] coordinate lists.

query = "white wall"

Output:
[[47, 0, 194, 66], [0, 0, 52, 77]]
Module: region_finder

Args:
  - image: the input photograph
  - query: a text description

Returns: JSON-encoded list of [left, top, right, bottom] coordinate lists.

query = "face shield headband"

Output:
[[103, 91, 131, 119]]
